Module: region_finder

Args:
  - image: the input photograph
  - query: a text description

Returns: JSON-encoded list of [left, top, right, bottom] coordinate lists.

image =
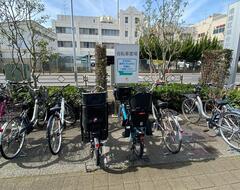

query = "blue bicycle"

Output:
[[114, 87, 152, 158]]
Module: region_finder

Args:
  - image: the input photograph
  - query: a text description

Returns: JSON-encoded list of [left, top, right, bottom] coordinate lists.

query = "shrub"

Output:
[[228, 89, 240, 108]]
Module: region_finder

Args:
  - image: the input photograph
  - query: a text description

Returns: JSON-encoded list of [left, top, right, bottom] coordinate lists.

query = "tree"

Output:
[[201, 49, 232, 88], [140, 0, 188, 80], [95, 44, 107, 92], [0, 0, 50, 87]]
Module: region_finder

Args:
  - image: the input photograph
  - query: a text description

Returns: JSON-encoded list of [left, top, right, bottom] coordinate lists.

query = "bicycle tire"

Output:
[[204, 99, 217, 117], [0, 117, 25, 159], [47, 113, 62, 155], [94, 148, 101, 166], [162, 111, 182, 154], [219, 112, 240, 151], [64, 103, 76, 126], [182, 98, 200, 123], [133, 140, 144, 158]]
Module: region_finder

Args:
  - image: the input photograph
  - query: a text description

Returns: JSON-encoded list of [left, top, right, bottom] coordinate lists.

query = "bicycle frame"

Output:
[[194, 96, 210, 119], [60, 97, 65, 125], [118, 103, 128, 121]]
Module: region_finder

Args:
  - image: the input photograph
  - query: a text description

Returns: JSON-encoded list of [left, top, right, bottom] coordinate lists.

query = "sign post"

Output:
[[114, 44, 139, 84], [224, 1, 240, 86]]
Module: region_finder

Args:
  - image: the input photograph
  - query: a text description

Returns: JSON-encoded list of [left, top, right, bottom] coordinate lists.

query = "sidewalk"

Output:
[[1, 117, 240, 189], [0, 156, 240, 190]]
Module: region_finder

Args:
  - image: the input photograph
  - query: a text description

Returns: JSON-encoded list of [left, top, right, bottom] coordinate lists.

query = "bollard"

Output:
[[180, 74, 183, 84]]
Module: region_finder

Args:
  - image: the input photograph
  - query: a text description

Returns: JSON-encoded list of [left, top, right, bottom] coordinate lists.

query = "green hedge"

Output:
[[228, 89, 240, 109]]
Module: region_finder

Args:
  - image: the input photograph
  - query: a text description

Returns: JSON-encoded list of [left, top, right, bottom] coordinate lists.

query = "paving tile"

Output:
[[108, 174, 123, 185], [134, 170, 152, 182], [231, 182, 240, 190], [109, 184, 124, 190], [152, 178, 171, 190], [93, 186, 109, 190], [94, 174, 109, 187], [193, 175, 215, 189], [62, 176, 80, 190], [168, 178, 188, 190], [12, 178, 34, 190], [123, 182, 140, 190], [138, 181, 155, 190], [1, 178, 17, 190], [206, 172, 229, 186], [122, 171, 137, 184], [217, 185, 234, 190], [181, 176, 201, 189], [147, 168, 166, 181], [221, 171, 240, 184], [230, 169, 240, 181]]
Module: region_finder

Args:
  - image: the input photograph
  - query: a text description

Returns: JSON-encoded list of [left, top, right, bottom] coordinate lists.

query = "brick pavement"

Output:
[[0, 156, 240, 190]]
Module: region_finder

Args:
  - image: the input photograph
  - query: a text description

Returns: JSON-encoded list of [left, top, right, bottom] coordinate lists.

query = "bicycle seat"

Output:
[[183, 94, 197, 99], [215, 99, 228, 106], [157, 100, 168, 109]]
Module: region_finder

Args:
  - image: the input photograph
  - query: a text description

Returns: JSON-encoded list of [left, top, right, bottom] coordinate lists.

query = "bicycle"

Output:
[[80, 86, 108, 166], [182, 84, 240, 151], [114, 85, 153, 158], [46, 84, 71, 155], [151, 82, 183, 154], [0, 83, 47, 159], [182, 85, 211, 123], [114, 86, 132, 137]]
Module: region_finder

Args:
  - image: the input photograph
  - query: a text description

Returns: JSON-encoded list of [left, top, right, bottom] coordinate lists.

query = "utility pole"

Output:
[[70, 0, 78, 86]]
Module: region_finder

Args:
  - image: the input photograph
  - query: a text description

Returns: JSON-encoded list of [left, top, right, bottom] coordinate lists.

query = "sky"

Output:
[[43, 0, 238, 26]]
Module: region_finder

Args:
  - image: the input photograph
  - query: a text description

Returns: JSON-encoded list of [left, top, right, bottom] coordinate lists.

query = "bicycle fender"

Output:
[[0, 122, 8, 143]]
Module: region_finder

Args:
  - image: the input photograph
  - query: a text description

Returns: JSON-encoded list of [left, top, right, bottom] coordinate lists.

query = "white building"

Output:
[[0, 21, 56, 66], [52, 6, 143, 58], [190, 14, 227, 44]]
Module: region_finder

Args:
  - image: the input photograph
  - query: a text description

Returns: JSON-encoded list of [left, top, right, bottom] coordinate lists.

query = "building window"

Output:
[[57, 41, 76, 47], [213, 24, 225, 34], [135, 31, 138, 37], [79, 28, 98, 35], [56, 27, 72, 34], [198, 33, 205, 38], [125, 17, 128, 23], [102, 29, 119, 36], [125, 31, 128, 37], [80, 42, 96, 48], [102, 43, 115, 49], [135, 17, 140, 24]]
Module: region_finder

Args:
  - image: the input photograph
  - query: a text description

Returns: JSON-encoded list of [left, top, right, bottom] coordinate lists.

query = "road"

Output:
[[0, 73, 239, 86]]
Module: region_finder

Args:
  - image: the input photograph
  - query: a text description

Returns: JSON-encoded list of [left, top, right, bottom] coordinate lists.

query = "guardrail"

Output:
[[0, 73, 186, 86]]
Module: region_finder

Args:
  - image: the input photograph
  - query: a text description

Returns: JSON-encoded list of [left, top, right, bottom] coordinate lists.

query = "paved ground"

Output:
[[0, 116, 240, 189], [1, 156, 240, 190]]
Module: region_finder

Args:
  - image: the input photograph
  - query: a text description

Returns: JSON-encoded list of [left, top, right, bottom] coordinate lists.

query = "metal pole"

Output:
[[71, 0, 78, 86]]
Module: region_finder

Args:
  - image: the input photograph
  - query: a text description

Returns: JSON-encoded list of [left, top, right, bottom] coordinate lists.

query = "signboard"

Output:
[[114, 44, 139, 83], [224, 1, 240, 85]]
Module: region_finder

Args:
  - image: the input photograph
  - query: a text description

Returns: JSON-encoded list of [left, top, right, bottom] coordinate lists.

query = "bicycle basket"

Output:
[[81, 92, 108, 141], [129, 93, 152, 128], [114, 87, 132, 102]]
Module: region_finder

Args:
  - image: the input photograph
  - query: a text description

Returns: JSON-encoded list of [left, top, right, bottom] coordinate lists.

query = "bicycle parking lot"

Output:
[[0, 117, 239, 176]]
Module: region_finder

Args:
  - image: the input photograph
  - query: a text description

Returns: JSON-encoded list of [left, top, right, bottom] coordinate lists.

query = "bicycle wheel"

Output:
[[94, 148, 101, 166], [133, 140, 144, 158], [47, 113, 62, 155], [0, 117, 25, 159], [204, 99, 217, 117], [162, 111, 182, 153], [182, 98, 200, 123], [64, 104, 76, 126], [219, 112, 240, 151]]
